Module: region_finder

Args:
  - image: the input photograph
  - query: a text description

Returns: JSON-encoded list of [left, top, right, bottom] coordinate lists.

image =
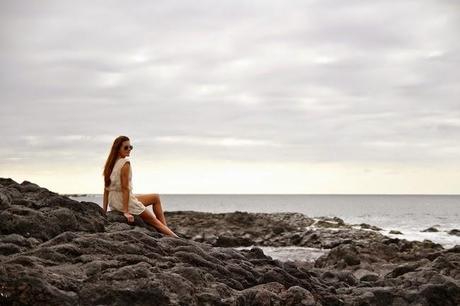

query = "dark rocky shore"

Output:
[[0, 178, 459, 305]]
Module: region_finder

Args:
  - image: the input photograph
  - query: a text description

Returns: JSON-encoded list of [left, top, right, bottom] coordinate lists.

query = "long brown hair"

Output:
[[103, 135, 129, 188]]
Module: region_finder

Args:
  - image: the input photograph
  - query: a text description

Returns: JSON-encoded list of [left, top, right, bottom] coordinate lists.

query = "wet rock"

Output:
[[360, 223, 383, 231], [422, 226, 439, 232]]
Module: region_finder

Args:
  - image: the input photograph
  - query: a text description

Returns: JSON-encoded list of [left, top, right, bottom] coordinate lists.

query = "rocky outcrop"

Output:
[[0, 178, 339, 305], [1, 177, 459, 306], [164, 211, 387, 249]]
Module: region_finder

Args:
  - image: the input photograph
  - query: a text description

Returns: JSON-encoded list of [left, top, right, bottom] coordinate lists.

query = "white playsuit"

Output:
[[106, 157, 146, 215]]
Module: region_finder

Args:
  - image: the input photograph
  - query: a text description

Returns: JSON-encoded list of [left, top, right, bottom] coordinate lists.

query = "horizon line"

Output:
[[62, 193, 460, 196]]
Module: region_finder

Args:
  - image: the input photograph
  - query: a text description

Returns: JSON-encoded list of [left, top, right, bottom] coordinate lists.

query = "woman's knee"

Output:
[[146, 193, 160, 204], [140, 211, 162, 226]]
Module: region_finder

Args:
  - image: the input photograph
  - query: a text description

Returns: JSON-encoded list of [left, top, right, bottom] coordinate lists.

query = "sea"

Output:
[[69, 194, 460, 262]]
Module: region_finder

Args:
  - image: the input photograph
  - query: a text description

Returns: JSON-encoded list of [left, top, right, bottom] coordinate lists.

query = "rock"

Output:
[[422, 226, 439, 232], [0, 199, 105, 242], [214, 235, 253, 247], [353, 269, 379, 282], [1, 178, 334, 305], [389, 230, 403, 235], [387, 261, 423, 278], [447, 245, 460, 253], [312, 216, 349, 229], [165, 210, 315, 248], [419, 282, 460, 306], [315, 220, 337, 228], [315, 244, 361, 269], [319, 270, 358, 287], [281, 286, 316, 306], [1, 177, 460, 306], [360, 223, 383, 231], [448, 229, 460, 236]]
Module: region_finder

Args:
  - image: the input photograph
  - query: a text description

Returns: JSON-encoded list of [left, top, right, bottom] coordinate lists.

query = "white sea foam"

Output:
[[382, 229, 459, 249]]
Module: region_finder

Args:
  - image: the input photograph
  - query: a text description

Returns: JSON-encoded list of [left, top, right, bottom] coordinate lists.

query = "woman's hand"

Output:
[[123, 212, 134, 223]]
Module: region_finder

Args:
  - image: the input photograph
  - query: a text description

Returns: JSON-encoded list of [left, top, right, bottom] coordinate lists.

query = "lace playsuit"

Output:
[[106, 157, 146, 215]]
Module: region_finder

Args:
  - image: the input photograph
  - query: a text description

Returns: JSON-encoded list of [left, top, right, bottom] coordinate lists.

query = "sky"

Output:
[[1, 0, 459, 194]]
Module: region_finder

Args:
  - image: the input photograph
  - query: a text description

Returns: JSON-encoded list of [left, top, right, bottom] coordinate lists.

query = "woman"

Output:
[[102, 135, 179, 238]]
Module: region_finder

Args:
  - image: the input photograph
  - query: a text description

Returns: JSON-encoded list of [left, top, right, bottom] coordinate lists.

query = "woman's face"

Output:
[[119, 140, 133, 158]]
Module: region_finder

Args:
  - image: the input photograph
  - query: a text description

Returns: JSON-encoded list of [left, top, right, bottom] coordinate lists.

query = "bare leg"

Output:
[[152, 198, 167, 226], [139, 209, 179, 238], [135, 193, 167, 226]]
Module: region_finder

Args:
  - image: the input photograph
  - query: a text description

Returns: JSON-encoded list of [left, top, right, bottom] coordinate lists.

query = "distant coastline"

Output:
[[61, 193, 88, 197]]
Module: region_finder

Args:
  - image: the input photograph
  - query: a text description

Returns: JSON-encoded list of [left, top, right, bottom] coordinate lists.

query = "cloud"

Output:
[[1, 0, 459, 171]]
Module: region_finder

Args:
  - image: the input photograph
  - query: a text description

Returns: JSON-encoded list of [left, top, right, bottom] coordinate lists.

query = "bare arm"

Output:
[[120, 162, 131, 213], [103, 187, 108, 213]]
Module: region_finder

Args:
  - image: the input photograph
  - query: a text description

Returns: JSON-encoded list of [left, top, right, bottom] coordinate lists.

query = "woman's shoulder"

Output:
[[114, 157, 131, 169], [118, 157, 131, 168]]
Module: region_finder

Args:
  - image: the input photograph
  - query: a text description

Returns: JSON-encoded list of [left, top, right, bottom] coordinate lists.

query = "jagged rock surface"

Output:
[[1, 178, 459, 305]]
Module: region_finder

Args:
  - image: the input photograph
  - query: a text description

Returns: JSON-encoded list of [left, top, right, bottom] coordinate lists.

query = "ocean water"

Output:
[[69, 194, 460, 260]]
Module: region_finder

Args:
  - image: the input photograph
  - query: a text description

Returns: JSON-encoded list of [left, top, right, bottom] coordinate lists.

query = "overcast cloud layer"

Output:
[[1, 1, 459, 192]]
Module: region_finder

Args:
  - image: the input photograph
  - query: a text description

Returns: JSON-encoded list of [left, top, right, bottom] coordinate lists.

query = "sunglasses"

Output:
[[123, 145, 133, 151]]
